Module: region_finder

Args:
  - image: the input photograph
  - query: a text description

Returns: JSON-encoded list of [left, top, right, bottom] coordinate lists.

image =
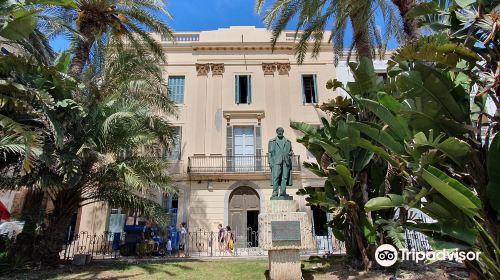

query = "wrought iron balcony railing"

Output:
[[187, 155, 301, 174]]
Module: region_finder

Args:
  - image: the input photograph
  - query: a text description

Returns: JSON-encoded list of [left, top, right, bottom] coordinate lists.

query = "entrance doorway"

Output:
[[228, 186, 260, 248]]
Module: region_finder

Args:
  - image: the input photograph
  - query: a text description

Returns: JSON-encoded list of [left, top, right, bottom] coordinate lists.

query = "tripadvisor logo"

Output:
[[375, 244, 398, 267], [375, 244, 481, 267]]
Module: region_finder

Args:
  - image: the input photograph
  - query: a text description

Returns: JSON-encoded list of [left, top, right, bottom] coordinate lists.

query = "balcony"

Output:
[[187, 155, 301, 174]]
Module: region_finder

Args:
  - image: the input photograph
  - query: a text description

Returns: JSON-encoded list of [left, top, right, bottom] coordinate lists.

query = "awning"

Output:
[[0, 201, 11, 220]]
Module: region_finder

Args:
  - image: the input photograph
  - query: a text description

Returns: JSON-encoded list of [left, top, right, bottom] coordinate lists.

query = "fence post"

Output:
[[210, 232, 213, 257]]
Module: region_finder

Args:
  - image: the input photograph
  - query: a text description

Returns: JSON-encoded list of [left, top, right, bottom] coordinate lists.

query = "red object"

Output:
[[0, 201, 11, 220]]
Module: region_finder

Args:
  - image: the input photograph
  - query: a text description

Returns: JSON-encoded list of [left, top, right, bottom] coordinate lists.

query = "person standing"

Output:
[[225, 226, 235, 255], [217, 224, 225, 254], [166, 236, 172, 256], [177, 222, 187, 257]]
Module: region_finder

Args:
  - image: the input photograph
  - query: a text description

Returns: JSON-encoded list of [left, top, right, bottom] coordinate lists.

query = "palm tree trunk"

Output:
[[392, 0, 420, 42], [7, 189, 44, 267], [68, 22, 97, 79], [349, 13, 373, 60], [34, 188, 81, 266]]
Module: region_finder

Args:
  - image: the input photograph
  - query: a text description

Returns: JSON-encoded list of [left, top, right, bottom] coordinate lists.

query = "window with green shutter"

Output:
[[235, 75, 252, 104], [167, 76, 185, 104], [301, 74, 318, 104], [255, 126, 262, 171], [226, 126, 233, 171]]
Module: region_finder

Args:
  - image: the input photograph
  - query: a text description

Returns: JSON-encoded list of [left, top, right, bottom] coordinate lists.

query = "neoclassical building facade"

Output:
[[152, 26, 335, 241], [1, 26, 390, 243]]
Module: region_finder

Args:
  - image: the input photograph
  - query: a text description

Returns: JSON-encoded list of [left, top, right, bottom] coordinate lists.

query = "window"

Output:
[[301, 74, 318, 103], [108, 208, 126, 234], [167, 76, 185, 104], [166, 127, 182, 160], [311, 204, 328, 236], [235, 75, 252, 104], [226, 125, 262, 171]]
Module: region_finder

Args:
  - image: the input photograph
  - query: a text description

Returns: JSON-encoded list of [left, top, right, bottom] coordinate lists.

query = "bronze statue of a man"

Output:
[[268, 127, 293, 199]]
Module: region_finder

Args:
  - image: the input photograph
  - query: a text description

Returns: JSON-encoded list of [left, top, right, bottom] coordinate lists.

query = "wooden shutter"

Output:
[[301, 75, 306, 104], [226, 126, 233, 171], [313, 74, 318, 103], [254, 126, 262, 171], [235, 75, 240, 104], [247, 75, 252, 104], [168, 76, 185, 104]]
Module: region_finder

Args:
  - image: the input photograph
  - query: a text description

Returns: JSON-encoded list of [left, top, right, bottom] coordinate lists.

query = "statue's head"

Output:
[[276, 127, 284, 137]]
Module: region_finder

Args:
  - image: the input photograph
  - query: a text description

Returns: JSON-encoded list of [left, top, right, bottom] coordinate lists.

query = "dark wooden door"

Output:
[[228, 187, 260, 248]]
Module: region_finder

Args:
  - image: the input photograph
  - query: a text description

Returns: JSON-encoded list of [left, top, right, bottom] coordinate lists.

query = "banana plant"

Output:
[[349, 55, 498, 278]]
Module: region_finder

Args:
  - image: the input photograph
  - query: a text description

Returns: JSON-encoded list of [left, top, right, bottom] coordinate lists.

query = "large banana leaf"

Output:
[[0, 9, 38, 40], [407, 221, 477, 246], [334, 164, 354, 190], [487, 133, 500, 212], [395, 65, 467, 122], [357, 98, 411, 141], [303, 162, 327, 177], [421, 194, 470, 223], [348, 121, 405, 154], [347, 58, 381, 99], [421, 166, 481, 216], [351, 137, 402, 168], [412, 132, 471, 167], [365, 194, 404, 211]]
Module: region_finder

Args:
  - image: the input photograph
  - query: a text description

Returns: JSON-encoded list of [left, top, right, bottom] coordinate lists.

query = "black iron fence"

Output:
[[61, 231, 122, 260], [60, 209, 435, 260], [187, 155, 301, 174], [404, 210, 433, 252], [60, 224, 435, 260], [60, 227, 345, 260]]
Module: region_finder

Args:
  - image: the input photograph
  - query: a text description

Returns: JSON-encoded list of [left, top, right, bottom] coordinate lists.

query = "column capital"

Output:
[[262, 63, 277, 75], [211, 63, 225, 76], [195, 63, 210, 76], [276, 63, 291, 75]]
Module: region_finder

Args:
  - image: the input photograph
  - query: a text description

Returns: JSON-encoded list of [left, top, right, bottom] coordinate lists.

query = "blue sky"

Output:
[[50, 0, 397, 51]]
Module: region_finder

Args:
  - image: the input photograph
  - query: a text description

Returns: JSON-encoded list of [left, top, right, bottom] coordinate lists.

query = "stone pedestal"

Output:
[[259, 200, 315, 280]]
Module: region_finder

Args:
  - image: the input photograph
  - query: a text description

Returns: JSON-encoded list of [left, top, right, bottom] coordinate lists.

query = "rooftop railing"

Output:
[[161, 33, 200, 42]]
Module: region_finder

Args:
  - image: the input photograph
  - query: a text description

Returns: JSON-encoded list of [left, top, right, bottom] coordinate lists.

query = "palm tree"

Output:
[[255, 0, 410, 63], [392, 0, 419, 42], [5, 45, 178, 265], [45, 0, 174, 78], [1, 1, 178, 266]]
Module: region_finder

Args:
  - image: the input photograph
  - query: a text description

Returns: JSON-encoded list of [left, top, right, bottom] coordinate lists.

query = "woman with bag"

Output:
[[225, 226, 235, 255]]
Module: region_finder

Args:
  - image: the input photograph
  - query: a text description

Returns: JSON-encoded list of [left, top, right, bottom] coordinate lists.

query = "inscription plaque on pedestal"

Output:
[[271, 221, 301, 247]]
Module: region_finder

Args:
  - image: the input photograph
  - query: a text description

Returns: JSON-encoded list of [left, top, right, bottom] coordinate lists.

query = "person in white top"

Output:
[[166, 236, 172, 256], [177, 222, 187, 257]]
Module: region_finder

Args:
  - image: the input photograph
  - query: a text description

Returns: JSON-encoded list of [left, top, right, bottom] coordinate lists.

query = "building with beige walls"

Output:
[[1, 26, 390, 246]]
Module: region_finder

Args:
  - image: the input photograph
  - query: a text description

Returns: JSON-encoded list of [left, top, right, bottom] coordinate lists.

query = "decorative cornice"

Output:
[[211, 63, 225, 76], [223, 110, 265, 124], [276, 63, 291, 75], [195, 63, 210, 76], [262, 63, 277, 75]]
